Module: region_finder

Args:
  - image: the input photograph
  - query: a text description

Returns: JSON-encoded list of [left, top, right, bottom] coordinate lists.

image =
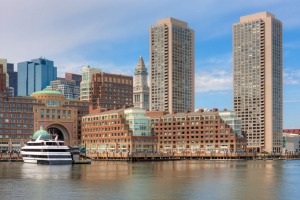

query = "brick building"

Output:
[[146, 109, 246, 153], [81, 107, 156, 156], [90, 72, 133, 109], [0, 90, 90, 151]]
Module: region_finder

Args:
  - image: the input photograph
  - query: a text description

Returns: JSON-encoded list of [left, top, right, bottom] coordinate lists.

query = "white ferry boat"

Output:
[[20, 126, 72, 165]]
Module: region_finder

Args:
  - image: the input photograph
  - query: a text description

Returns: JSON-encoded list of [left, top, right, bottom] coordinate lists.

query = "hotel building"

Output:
[[233, 12, 282, 153], [81, 107, 156, 156], [150, 18, 194, 113]]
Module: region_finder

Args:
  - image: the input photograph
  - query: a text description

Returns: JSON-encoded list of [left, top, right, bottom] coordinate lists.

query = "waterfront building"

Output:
[[65, 72, 82, 86], [46, 79, 80, 100], [233, 12, 282, 153], [17, 58, 57, 96], [90, 72, 133, 109], [146, 109, 245, 153], [81, 107, 156, 156], [133, 56, 149, 110], [283, 129, 300, 135], [282, 132, 300, 153], [150, 18, 194, 113], [0, 90, 90, 152], [80, 66, 101, 101]]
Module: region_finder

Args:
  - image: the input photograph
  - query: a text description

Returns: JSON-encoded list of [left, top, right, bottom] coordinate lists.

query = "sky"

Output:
[[0, 0, 299, 128]]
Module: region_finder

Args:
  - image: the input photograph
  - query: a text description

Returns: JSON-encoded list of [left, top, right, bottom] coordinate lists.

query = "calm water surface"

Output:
[[0, 160, 299, 200]]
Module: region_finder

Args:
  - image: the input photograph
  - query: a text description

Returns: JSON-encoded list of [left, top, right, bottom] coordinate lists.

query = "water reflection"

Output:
[[0, 161, 299, 200]]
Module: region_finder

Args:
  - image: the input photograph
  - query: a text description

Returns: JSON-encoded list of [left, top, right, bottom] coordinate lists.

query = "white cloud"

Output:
[[195, 54, 232, 93], [195, 70, 232, 93], [283, 100, 300, 103], [283, 70, 300, 85], [1, 0, 300, 67]]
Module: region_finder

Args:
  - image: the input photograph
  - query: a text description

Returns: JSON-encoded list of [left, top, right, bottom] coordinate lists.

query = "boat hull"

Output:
[[22, 157, 72, 165]]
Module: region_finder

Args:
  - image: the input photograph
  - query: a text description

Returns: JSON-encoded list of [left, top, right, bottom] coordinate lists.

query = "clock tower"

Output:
[[133, 56, 149, 110]]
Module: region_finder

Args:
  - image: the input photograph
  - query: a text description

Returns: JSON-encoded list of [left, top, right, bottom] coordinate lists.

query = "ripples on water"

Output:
[[0, 160, 299, 200]]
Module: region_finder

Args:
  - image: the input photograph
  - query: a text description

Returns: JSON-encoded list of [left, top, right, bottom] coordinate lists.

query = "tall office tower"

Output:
[[65, 72, 82, 86], [233, 12, 282, 153], [150, 18, 194, 113], [17, 58, 57, 96], [7, 63, 18, 97], [133, 56, 149, 110], [80, 66, 101, 101]]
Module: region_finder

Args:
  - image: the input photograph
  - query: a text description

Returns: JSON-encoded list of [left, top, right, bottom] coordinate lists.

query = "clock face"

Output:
[[135, 76, 141, 85], [142, 75, 147, 84]]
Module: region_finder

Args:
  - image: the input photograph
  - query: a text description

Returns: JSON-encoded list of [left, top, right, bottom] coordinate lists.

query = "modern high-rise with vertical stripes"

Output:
[[150, 18, 194, 113], [233, 12, 282, 153]]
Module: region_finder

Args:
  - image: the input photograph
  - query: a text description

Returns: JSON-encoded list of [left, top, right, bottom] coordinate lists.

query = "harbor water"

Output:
[[0, 160, 299, 200]]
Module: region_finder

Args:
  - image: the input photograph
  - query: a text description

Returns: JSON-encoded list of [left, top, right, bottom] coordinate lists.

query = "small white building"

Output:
[[282, 133, 300, 153]]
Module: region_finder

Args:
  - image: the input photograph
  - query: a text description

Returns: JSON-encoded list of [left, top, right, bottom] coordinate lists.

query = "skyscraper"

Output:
[[17, 58, 57, 96], [7, 63, 18, 97], [150, 18, 194, 113], [233, 12, 282, 153], [133, 56, 149, 110]]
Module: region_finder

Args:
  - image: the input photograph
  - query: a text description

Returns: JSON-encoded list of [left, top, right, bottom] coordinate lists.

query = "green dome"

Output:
[[31, 90, 62, 96], [33, 126, 51, 140]]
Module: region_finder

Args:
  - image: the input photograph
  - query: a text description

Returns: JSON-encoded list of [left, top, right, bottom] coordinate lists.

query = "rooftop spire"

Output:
[[135, 56, 147, 71]]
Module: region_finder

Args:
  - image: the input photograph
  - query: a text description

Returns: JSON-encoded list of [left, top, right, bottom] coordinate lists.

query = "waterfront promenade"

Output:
[[1, 151, 299, 162], [88, 152, 297, 161]]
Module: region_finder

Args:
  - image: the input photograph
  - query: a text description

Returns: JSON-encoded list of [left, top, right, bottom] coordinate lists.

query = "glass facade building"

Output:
[[17, 58, 57, 96]]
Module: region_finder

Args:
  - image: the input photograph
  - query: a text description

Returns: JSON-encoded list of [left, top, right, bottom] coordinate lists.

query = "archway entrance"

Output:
[[46, 124, 70, 144], [47, 127, 64, 140]]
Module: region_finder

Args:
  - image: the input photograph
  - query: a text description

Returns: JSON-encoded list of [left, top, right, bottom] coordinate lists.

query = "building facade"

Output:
[[81, 107, 156, 156], [150, 18, 194, 113], [282, 133, 300, 153], [146, 109, 245, 153], [17, 58, 57, 96], [133, 56, 149, 110], [0, 90, 90, 152], [90, 72, 133, 109], [0, 59, 9, 87], [65, 72, 82, 86], [80, 66, 101, 101], [0, 64, 6, 92], [7, 63, 18, 97], [233, 12, 282, 153], [46, 79, 80, 100]]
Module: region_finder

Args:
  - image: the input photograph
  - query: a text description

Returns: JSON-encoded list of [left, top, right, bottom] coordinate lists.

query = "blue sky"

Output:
[[0, 0, 299, 128]]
